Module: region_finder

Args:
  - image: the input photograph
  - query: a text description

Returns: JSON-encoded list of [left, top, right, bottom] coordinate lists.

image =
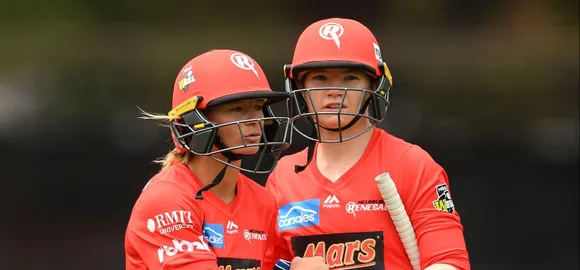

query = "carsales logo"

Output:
[[278, 199, 320, 231], [203, 222, 225, 248]]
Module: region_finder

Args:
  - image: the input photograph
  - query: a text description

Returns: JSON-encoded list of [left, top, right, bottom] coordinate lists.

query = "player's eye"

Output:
[[311, 75, 327, 81], [254, 105, 263, 111], [344, 75, 360, 81], [229, 106, 243, 112]]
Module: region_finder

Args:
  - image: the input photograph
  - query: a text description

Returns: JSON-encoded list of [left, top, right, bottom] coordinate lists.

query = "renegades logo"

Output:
[[291, 232, 384, 269], [217, 258, 261, 270]]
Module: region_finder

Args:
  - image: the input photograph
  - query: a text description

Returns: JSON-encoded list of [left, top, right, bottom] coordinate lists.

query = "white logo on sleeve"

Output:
[[319, 22, 344, 49], [432, 184, 455, 213], [147, 219, 156, 232], [157, 236, 210, 263], [148, 210, 194, 234]]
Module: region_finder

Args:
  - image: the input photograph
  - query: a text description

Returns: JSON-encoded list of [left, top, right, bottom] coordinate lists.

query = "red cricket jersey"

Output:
[[125, 161, 279, 270], [265, 128, 470, 270]]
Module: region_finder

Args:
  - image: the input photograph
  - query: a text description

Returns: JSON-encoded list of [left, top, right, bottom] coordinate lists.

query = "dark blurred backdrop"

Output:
[[0, 1, 578, 269]]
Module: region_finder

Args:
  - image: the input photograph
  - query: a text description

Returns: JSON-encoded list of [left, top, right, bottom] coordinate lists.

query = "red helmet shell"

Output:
[[289, 18, 385, 78], [172, 49, 272, 111]]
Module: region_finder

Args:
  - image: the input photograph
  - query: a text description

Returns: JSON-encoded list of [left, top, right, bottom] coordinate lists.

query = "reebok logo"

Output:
[[157, 236, 210, 263]]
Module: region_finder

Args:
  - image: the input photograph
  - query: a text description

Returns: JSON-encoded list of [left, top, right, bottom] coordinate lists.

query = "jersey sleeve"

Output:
[[399, 146, 470, 270], [125, 181, 218, 270], [262, 172, 294, 269]]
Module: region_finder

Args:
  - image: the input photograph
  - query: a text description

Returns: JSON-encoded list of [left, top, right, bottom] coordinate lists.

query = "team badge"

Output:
[[432, 184, 455, 213]]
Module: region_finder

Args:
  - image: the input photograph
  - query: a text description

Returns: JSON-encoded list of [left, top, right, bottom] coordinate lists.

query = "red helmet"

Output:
[[288, 18, 392, 80], [168, 49, 290, 173], [283, 18, 393, 143]]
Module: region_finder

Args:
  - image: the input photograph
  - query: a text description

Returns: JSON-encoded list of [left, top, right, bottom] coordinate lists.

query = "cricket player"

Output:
[[265, 18, 470, 270], [124, 49, 328, 270]]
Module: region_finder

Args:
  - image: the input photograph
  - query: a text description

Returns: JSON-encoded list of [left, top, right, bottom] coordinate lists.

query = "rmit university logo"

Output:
[[230, 53, 260, 79], [278, 199, 320, 231], [147, 210, 194, 234], [319, 22, 344, 49]]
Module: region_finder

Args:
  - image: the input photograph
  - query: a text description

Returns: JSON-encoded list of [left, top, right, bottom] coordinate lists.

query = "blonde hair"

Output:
[[138, 107, 193, 171]]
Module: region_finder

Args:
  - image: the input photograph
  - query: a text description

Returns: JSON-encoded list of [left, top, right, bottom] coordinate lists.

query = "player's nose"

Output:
[[325, 88, 346, 97]]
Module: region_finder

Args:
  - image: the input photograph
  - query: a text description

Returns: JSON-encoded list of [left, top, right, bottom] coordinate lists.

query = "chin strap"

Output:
[[195, 158, 232, 200], [294, 127, 317, 173], [194, 134, 244, 199], [214, 136, 244, 161]]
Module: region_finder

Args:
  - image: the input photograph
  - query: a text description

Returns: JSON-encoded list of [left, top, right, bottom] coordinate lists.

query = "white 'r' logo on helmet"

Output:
[[230, 53, 260, 79], [319, 22, 344, 49]]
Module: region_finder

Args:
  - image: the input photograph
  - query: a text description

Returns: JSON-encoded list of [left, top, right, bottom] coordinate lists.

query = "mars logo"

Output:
[[147, 210, 194, 234], [319, 22, 344, 49], [230, 53, 260, 79], [432, 184, 455, 213], [291, 231, 384, 269], [217, 258, 261, 270]]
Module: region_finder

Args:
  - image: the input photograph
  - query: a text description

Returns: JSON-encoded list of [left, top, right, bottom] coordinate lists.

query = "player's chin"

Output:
[[317, 115, 356, 129], [231, 146, 260, 156]]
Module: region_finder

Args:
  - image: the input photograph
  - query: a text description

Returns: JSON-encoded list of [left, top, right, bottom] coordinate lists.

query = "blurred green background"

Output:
[[0, 0, 578, 269]]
